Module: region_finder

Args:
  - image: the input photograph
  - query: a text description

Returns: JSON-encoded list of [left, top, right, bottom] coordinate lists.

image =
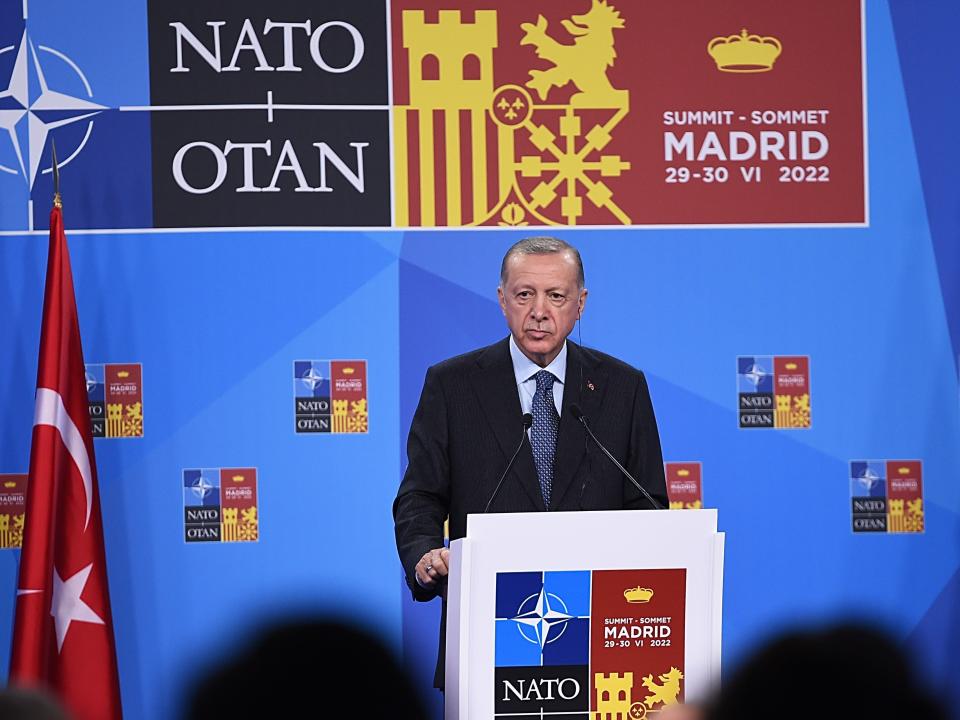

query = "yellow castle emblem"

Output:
[[395, 0, 632, 227], [594, 667, 683, 720]]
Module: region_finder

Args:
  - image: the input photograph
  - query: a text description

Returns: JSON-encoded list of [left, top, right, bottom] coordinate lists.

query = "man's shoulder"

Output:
[[575, 343, 647, 381], [428, 338, 509, 377]]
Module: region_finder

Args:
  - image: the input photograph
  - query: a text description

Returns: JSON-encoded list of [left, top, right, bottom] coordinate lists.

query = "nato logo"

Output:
[[495, 571, 590, 667], [850, 461, 887, 533], [737, 356, 774, 428], [85, 366, 105, 401], [85, 365, 106, 435], [183, 468, 221, 542], [495, 571, 590, 717], [737, 357, 773, 393], [295, 360, 331, 398], [294, 360, 331, 433], [184, 469, 220, 507], [0, 25, 104, 217], [850, 461, 886, 498]]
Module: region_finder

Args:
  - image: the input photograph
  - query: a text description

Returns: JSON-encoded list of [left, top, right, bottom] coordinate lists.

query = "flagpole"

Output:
[[52, 140, 61, 209]]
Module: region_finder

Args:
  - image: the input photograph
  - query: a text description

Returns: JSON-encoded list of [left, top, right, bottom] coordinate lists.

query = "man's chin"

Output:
[[518, 338, 561, 364]]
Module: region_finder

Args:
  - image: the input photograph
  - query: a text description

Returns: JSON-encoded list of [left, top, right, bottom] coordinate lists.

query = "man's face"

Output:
[[498, 251, 587, 367]]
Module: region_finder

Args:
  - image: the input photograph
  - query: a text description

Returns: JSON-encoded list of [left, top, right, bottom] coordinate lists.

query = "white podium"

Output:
[[446, 509, 724, 720]]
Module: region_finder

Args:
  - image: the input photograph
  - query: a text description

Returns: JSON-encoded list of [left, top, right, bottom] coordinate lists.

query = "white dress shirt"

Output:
[[509, 334, 565, 417]]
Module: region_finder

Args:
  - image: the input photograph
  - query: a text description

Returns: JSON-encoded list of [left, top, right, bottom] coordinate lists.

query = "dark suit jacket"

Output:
[[392, 337, 667, 689]]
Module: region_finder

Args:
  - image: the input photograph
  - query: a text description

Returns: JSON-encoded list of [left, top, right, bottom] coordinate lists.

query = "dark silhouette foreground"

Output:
[[184, 618, 427, 720]]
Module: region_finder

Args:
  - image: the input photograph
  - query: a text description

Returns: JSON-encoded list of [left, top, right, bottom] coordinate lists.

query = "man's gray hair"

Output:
[[499, 237, 585, 289]]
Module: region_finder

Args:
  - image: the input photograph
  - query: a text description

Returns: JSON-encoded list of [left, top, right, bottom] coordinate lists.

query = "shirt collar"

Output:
[[509, 334, 567, 386]]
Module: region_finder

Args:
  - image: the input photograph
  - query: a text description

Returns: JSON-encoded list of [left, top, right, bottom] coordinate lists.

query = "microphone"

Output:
[[484, 413, 534, 513], [570, 404, 664, 510]]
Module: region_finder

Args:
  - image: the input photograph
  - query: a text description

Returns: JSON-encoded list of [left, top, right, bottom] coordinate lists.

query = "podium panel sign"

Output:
[[494, 568, 686, 719], [447, 510, 724, 720]]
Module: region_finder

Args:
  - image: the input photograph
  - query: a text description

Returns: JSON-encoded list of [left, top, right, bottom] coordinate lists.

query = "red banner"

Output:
[[10, 204, 122, 720]]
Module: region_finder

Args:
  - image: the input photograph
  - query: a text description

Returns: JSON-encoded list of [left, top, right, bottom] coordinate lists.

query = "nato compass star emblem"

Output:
[[510, 586, 573, 648], [85, 371, 97, 395], [744, 363, 769, 388], [190, 475, 215, 502], [0, 29, 104, 190], [856, 466, 880, 492], [300, 366, 325, 392]]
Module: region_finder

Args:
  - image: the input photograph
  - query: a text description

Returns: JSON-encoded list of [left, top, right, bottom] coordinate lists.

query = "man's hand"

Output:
[[416, 547, 450, 588]]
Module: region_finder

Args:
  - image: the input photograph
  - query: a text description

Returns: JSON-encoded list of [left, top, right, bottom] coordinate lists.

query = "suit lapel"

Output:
[[550, 342, 607, 509], [474, 339, 546, 511]]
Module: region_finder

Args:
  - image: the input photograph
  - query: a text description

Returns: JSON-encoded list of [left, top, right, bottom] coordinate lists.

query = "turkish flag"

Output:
[[10, 204, 122, 720]]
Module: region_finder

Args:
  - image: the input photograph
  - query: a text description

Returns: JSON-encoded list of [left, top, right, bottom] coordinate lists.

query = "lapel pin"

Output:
[[587, 380, 595, 391]]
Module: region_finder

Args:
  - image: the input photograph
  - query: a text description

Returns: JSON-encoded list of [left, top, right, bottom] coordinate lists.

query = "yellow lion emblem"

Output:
[[520, 0, 628, 107], [642, 667, 684, 708]]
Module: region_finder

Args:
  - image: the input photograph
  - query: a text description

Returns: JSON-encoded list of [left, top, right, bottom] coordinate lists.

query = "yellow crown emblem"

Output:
[[117, 370, 130, 378], [708, 28, 782, 73], [898, 467, 910, 475], [3, 481, 16, 488], [785, 362, 798, 370], [677, 468, 690, 477], [342, 367, 355, 375], [232, 475, 245, 482], [624, 586, 654, 603]]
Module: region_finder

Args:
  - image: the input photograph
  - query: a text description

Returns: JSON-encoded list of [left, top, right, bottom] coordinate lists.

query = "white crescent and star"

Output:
[[18, 563, 105, 654], [16, 388, 103, 653], [33, 388, 93, 531], [50, 563, 105, 651]]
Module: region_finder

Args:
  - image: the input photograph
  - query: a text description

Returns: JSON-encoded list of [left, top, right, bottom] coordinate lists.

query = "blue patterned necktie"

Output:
[[531, 370, 559, 508]]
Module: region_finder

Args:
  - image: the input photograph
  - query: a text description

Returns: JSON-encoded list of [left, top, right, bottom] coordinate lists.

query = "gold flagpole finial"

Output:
[[52, 140, 62, 209]]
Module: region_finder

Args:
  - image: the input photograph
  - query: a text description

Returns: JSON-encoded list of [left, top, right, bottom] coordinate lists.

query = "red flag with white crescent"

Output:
[[10, 202, 123, 720]]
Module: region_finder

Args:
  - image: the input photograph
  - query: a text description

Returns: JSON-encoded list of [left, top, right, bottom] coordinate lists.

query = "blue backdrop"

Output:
[[0, 1, 958, 718]]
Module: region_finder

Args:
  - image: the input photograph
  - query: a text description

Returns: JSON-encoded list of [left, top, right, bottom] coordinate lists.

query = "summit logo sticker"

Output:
[[85, 363, 144, 438], [183, 468, 259, 543], [495, 568, 686, 719], [0, 474, 27, 549], [293, 360, 368, 434], [665, 462, 702, 509], [850, 461, 924, 534], [736, 356, 810, 429]]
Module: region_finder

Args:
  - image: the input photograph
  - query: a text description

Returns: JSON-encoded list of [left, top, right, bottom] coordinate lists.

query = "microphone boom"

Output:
[[570, 404, 664, 510], [484, 413, 534, 513]]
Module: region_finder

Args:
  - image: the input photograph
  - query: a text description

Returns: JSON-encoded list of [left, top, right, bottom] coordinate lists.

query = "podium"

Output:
[[446, 509, 724, 720]]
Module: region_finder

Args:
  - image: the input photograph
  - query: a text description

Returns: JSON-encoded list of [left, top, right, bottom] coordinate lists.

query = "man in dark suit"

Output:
[[393, 237, 667, 689]]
